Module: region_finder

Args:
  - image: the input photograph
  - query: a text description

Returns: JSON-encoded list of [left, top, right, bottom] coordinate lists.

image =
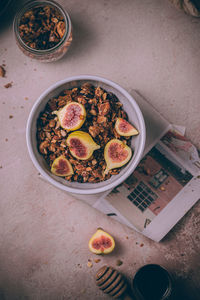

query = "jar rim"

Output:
[[13, 0, 71, 55]]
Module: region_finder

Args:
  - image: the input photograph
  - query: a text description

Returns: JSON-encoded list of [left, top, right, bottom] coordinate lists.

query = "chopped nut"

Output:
[[56, 21, 65, 38], [94, 259, 101, 263], [39, 140, 49, 154], [116, 259, 123, 266], [116, 101, 123, 107], [55, 121, 60, 129], [89, 125, 100, 138], [90, 109, 97, 116], [65, 175, 72, 181], [60, 129, 67, 137], [60, 141, 66, 148], [49, 144, 56, 152], [113, 129, 120, 139], [97, 116, 107, 123], [87, 261, 93, 268], [0, 66, 6, 77], [46, 132, 52, 140], [160, 186, 166, 191], [88, 176, 96, 182], [74, 174, 78, 181], [98, 102, 110, 115], [58, 99, 66, 107], [86, 167, 92, 171], [76, 95, 84, 103], [95, 86, 103, 98], [4, 82, 12, 88], [49, 119, 56, 128], [103, 93, 107, 101], [92, 159, 97, 165], [51, 17, 58, 23]]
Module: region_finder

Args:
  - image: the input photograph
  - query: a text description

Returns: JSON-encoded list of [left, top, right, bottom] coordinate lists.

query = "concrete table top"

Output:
[[0, 0, 200, 299]]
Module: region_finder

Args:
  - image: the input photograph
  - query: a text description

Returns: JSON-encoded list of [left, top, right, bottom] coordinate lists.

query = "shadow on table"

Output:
[[0, 0, 27, 34], [172, 275, 200, 300], [55, 15, 98, 64]]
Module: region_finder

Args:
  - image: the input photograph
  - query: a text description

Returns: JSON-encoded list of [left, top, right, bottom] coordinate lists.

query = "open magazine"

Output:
[[93, 91, 200, 242], [39, 91, 200, 241]]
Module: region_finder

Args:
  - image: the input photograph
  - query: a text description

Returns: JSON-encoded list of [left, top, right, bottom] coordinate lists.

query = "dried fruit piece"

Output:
[[115, 118, 138, 136], [54, 102, 86, 131], [66, 131, 100, 160], [51, 155, 73, 177], [88, 229, 115, 254], [104, 139, 132, 174]]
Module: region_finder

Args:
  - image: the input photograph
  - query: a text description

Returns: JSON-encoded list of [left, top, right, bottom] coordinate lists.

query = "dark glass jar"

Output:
[[132, 264, 173, 300], [13, 0, 72, 62]]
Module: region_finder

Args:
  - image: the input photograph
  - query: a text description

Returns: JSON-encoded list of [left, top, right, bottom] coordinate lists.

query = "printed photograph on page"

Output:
[[106, 130, 195, 231]]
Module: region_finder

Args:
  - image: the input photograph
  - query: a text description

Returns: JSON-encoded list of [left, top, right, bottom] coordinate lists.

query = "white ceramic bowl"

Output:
[[26, 75, 146, 195]]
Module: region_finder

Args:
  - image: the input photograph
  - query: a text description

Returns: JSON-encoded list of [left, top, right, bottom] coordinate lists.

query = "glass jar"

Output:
[[132, 264, 174, 300], [13, 0, 72, 62]]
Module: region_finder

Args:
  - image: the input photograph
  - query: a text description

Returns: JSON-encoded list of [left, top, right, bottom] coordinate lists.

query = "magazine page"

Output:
[[103, 129, 200, 241]]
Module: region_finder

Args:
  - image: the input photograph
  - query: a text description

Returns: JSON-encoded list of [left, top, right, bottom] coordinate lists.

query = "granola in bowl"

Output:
[[37, 83, 139, 183]]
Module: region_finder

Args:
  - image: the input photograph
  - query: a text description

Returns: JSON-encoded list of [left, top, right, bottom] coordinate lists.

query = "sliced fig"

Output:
[[66, 131, 100, 160], [104, 139, 132, 174], [88, 228, 115, 254], [115, 118, 139, 136], [51, 155, 74, 177], [54, 102, 86, 131]]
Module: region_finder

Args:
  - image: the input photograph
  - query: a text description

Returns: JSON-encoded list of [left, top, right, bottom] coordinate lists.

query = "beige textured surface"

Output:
[[0, 0, 200, 299]]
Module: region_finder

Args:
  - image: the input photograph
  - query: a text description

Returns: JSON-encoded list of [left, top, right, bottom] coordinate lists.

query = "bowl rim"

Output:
[[26, 75, 146, 194]]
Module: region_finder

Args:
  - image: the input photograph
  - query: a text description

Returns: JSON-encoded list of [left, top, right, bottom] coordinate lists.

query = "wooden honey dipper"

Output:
[[95, 265, 134, 299]]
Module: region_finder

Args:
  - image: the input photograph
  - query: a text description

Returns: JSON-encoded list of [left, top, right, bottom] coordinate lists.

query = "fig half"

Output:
[[54, 102, 86, 131], [66, 131, 100, 160], [51, 155, 74, 177], [88, 228, 115, 254], [115, 118, 139, 136], [104, 139, 132, 174]]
